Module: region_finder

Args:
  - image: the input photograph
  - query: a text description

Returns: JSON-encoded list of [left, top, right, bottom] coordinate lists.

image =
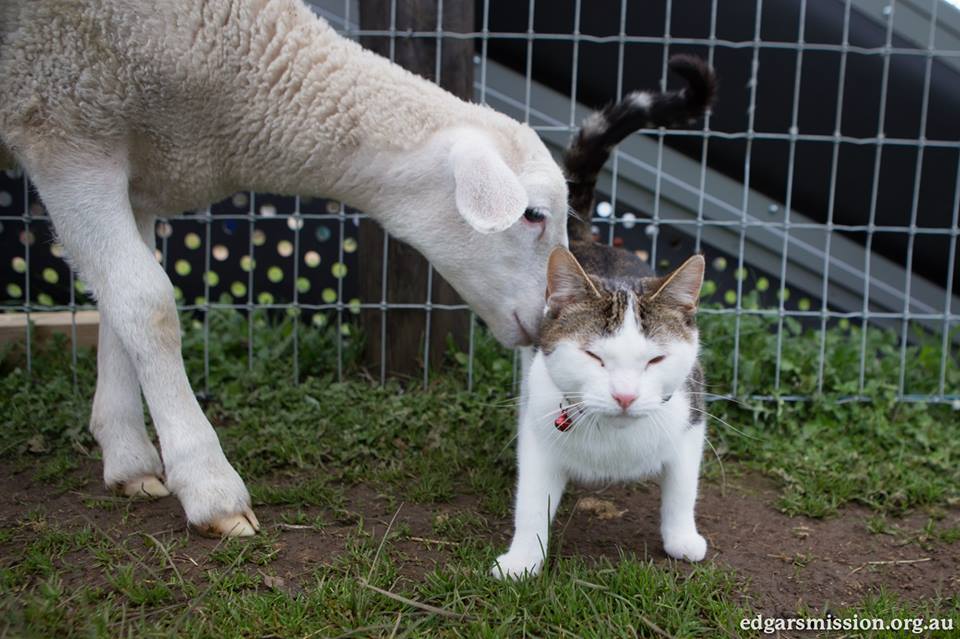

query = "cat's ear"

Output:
[[450, 135, 528, 234], [546, 246, 600, 311], [649, 254, 705, 311]]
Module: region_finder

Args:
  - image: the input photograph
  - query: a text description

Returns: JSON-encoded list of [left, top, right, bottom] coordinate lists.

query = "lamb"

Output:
[[0, 0, 568, 536]]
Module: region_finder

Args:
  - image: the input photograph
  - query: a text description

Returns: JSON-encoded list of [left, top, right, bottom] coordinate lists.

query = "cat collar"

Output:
[[554, 403, 573, 432]]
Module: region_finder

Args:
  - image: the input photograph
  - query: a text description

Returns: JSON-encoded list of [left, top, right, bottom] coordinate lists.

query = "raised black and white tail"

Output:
[[564, 55, 717, 242]]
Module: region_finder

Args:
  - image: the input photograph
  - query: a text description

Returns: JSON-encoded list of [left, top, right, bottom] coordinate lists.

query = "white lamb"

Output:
[[0, 0, 568, 536]]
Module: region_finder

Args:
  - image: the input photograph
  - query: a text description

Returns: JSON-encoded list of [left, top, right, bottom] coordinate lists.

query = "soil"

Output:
[[1, 460, 957, 618]]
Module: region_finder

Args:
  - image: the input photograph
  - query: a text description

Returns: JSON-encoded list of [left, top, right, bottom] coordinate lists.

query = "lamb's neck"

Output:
[[227, 9, 485, 215]]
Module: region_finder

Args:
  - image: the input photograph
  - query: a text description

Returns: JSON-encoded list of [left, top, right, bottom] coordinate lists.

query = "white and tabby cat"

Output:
[[493, 55, 717, 580]]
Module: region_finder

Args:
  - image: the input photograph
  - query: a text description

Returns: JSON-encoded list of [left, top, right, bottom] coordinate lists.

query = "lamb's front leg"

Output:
[[92, 313, 168, 498], [660, 421, 707, 562], [92, 213, 167, 499], [29, 151, 258, 537], [492, 427, 566, 580]]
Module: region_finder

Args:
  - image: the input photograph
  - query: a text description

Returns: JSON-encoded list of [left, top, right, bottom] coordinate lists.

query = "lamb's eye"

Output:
[[585, 350, 604, 367], [523, 207, 547, 223], [647, 355, 666, 367]]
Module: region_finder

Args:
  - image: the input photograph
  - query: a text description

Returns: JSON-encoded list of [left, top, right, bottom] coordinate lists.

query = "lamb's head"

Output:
[[370, 123, 568, 347]]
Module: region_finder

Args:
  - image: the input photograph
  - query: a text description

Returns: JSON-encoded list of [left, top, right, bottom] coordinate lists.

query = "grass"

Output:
[[694, 301, 960, 518], [1, 507, 754, 637], [1, 307, 958, 637]]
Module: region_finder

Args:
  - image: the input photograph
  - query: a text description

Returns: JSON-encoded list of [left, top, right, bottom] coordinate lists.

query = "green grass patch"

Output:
[[2, 307, 958, 517], [1, 307, 958, 636]]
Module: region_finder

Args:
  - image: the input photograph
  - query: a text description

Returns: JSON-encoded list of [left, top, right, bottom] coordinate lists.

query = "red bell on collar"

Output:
[[554, 404, 573, 432]]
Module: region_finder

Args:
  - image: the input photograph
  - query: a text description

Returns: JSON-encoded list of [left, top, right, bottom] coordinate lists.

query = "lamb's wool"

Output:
[[0, 0, 541, 213], [0, 0, 568, 347]]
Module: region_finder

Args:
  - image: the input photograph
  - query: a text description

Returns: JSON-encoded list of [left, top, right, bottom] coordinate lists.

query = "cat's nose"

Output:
[[612, 392, 637, 410]]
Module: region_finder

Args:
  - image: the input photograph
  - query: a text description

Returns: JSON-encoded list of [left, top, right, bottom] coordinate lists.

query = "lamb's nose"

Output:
[[612, 393, 637, 410]]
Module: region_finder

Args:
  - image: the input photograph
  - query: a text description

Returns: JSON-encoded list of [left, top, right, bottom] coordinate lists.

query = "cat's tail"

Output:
[[564, 54, 717, 241]]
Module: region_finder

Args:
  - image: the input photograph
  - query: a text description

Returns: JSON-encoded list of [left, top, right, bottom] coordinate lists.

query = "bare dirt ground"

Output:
[[1, 460, 957, 618]]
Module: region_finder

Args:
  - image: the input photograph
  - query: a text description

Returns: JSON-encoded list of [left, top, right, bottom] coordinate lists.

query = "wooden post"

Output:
[[358, 0, 474, 380]]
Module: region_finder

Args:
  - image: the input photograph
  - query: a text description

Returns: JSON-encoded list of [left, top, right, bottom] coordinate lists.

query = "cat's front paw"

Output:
[[663, 531, 707, 562], [490, 551, 544, 580]]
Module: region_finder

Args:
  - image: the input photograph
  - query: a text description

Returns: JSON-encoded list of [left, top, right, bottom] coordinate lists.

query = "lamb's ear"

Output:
[[450, 137, 528, 233], [649, 254, 705, 311], [546, 246, 600, 311]]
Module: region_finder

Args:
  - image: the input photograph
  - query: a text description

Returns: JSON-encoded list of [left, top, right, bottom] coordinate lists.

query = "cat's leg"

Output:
[[492, 426, 566, 580], [660, 420, 707, 562], [516, 346, 535, 424]]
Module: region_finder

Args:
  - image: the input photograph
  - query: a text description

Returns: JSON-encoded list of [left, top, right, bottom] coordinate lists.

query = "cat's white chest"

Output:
[[523, 354, 694, 484], [559, 416, 670, 482]]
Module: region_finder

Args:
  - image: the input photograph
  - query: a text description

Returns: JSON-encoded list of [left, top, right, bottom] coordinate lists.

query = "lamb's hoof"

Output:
[[120, 475, 170, 499], [194, 509, 260, 538]]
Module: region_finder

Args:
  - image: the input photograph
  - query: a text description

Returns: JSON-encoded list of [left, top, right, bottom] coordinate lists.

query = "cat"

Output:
[[492, 55, 717, 580]]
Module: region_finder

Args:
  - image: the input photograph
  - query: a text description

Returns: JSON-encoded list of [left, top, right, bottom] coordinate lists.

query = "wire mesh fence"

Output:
[[1, 0, 958, 403]]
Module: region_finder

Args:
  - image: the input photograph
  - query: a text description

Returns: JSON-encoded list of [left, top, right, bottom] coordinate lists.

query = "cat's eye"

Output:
[[585, 350, 604, 366], [647, 355, 666, 367], [523, 207, 548, 224]]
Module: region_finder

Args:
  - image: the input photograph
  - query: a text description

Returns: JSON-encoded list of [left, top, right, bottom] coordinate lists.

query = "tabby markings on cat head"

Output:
[[539, 248, 702, 354], [536, 247, 704, 418]]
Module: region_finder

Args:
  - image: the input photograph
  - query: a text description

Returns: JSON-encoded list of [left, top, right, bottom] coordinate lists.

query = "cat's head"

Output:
[[538, 247, 704, 419]]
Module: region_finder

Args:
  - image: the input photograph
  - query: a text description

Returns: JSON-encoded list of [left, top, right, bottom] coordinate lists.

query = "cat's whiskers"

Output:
[[540, 404, 582, 448], [568, 405, 594, 432], [680, 373, 721, 391], [648, 411, 682, 460], [535, 400, 586, 424], [491, 390, 590, 406], [494, 400, 588, 460], [497, 399, 590, 458], [686, 405, 759, 440], [496, 433, 520, 460], [555, 405, 590, 446], [557, 410, 595, 455], [580, 410, 600, 434], [490, 397, 527, 405], [492, 393, 589, 416], [684, 377, 716, 389], [492, 399, 588, 459], [559, 395, 607, 438], [544, 403, 593, 450], [685, 391, 750, 409], [702, 434, 727, 495]]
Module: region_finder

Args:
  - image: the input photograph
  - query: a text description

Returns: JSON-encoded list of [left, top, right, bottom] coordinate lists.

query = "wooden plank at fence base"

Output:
[[0, 311, 100, 349]]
